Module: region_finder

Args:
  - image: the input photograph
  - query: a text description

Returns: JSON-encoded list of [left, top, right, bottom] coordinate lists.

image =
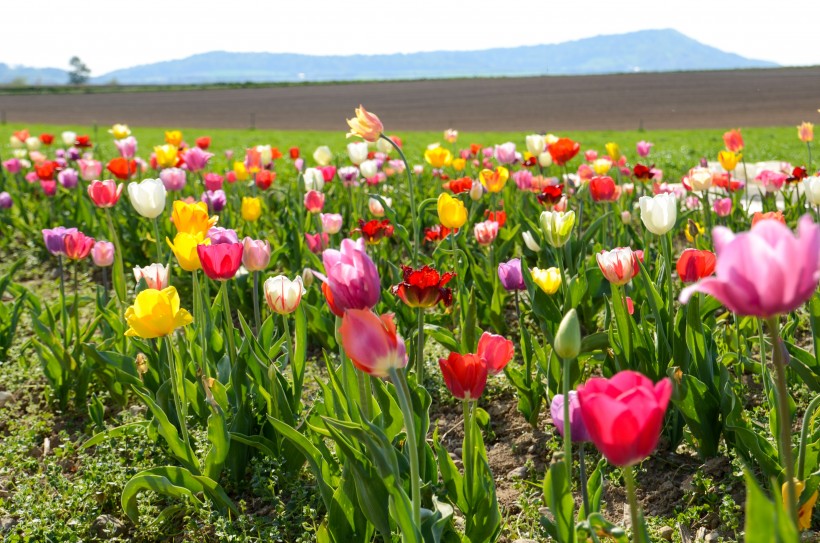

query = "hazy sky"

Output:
[[3, 0, 819, 75]]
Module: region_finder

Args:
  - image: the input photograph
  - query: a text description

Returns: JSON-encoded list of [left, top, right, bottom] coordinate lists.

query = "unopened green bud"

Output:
[[555, 309, 581, 359]]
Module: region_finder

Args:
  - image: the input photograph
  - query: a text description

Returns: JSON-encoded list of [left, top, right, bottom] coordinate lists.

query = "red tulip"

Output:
[[39, 133, 55, 145], [577, 370, 672, 467], [63, 231, 95, 260], [35, 161, 58, 181], [548, 138, 581, 166], [75, 135, 92, 148], [537, 184, 564, 205], [195, 136, 211, 150], [289, 146, 300, 159], [357, 219, 394, 244], [391, 265, 454, 308], [589, 176, 617, 202], [676, 249, 716, 283], [196, 242, 243, 281], [632, 163, 653, 181], [439, 352, 488, 400], [752, 211, 786, 227], [444, 177, 474, 194], [424, 224, 454, 243], [339, 309, 407, 378], [485, 210, 507, 227], [87, 180, 123, 208], [106, 157, 137, 180], [477, 331, 514, 375], [255, 170, 275, 190], [13, 129, 29, 143]]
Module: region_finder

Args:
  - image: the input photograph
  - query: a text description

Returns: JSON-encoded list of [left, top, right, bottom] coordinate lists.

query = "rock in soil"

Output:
[[0, 391, 12, 407], [658, 526, 674, 541], [513, 539, 539, 543], [90, 514, 126, 538], [0, 517, 17, 533], [507, 466, 528, 480]]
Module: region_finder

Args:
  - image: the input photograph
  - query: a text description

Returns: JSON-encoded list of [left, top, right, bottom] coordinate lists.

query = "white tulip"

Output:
[[256, 145, 273, 165], [538, 152, 553, 168], [347, 142, 369, 165], [470, 180, 484, 201], [12, 149, 27, 159], [369, 196, 391, 217], [128, 178, 167, 219], [523, 231, 541, 252], [638, 193, 677, 235], [133, 263, 170, 290], [25, 137, 41, 151], [303, 168, 325, 192], [526, 134, 546, 156], [61, 131, 77, 147], [313, 145, 333, 166], [359, 159, 379, 179], [687, 167, 713, 192], [9, 135, 23, 149], [806, 176, 820, 206], [375, 137, 393, 155], [264, 275, 306, 315]]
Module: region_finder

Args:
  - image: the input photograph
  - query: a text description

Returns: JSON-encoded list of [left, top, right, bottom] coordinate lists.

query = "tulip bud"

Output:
[[554, 309, 581, 359], [538, 152, 553, 168], [360, 159, 379, 179], [301, 267, 315, 288], [313, 145, 332, 166], [469, 180, 484, 201], [805, 177, 820, 206], [523, 231, 541, 252], [303, 168, 325, 192], [0, 192, 12, 209], [264, 275, 306, 315]]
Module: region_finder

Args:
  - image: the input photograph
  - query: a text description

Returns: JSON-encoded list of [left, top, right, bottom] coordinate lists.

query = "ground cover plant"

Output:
[[0, 114, 818, 542]]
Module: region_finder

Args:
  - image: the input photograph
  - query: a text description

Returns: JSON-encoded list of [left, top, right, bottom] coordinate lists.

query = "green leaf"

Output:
[[81, 421, 149, 450], [130, 387, 200, 475], [743, 471, 799, 543], [543, 461, 576, 543]]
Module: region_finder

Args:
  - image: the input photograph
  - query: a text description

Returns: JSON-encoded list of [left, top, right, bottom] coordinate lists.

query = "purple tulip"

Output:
[[57, 168, 79, 189], [320, 238, 381, 314], [201, 190, 227, 212], [550, 391, 590, 442], [207, 226, 239, 245], [67, 147, 81, 161], [498, 258, 525, 291], [0, 192, 12, 209], [159, 167, 186, 191], [43, 226, 78, 256]]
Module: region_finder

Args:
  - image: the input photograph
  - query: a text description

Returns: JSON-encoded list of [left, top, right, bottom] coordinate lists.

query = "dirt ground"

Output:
[[1, 67, 818, 132]]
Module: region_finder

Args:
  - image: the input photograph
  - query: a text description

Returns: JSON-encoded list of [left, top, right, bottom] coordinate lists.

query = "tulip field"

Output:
[[0, 113, 819, 543]]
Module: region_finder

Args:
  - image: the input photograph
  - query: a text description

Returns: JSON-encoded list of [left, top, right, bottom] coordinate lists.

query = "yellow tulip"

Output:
[[532, 267, 562, 295], [605, 142, 622, 162], [452, 158, 466, 172], [784, 479, 818, 532], [592, 158, 612, 175], [479, 167, 509, 193], [108, 123, 131, 140], [165, 130, 183, 147], [233, 161, 249, 181], [437, 193, 467, 229], [124, 286, 193, 338], [154, 144, 178, 169], [172, 201, 217, 236], [684, 219, 704, 243], [167, 232, 210, 272], [717, 150, 741, 172], [798, 122, 814, 143], [241, 197, 262, 222], [424, 146, 453, 168]]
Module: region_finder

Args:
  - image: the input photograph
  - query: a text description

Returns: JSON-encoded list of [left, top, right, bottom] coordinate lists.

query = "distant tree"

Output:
[[68, 56, 90, 85]]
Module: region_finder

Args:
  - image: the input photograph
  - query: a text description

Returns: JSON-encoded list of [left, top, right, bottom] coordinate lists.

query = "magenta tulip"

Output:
[[320, 238, 381, 314]]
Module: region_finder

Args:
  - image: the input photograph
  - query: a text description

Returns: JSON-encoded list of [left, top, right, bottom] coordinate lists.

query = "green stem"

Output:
[[390, 367, 421, 528], [357, 369, 372, 421], [766, 316, 797, 525], [252, 271, 261, 335], [73, 262, 80, 359], [623, 465, 643, 543], [561, 354, 573, 485], [164, 335, 190, 449], [661, 233, 675, 342], [415, 308, 425, 386], [104, 208, 126, 306], [579, 443, 590, 517], [450, 232, 460, 334], [152, 217, 164, 264], [282, 315, 294, 374], [702, 189, 712, 233], [221, 281, 237, 366], [381, 134, 419, 267], [462, 399, 474, 497], [798, 395, 820, 481], [192, 270, 210, 380], [58, 255, 68, 350]]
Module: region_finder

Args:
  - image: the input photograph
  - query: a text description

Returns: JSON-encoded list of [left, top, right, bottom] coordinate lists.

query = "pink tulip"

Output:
[[91, 240, 115, 267], [494, 142, 517, 165], [115, 136, 137, 159], [242, 237, 271, 272], [477, 331, 514, 375], [584, 150, 598, 162], [513, 170, 533, 191], [77, 159, 102, 181], [160, 168, 187, 191], [474, 220, 499, 246], [321, 213, 343, 234], [319, 238, 381, 315], [182, 147, 214, 172], [636, 140, 653, 158], [63, 231, 95, 260], [680, 215, 820, 317], [713, 197, 732, 217], [577, 370, 672, 467], [87, 180, 123, 208], [40, 180, 58, 197], [204, 173, 224, 191], [304, 190, 325, 213], [319, 165, 337, 182], [305, 232, 329, 254], [134, 263, 170, 290], [3, 158, 22, 174], [756, 169, 787, 193], [597, 247, 637, 286], [339, 309, 407, 378]]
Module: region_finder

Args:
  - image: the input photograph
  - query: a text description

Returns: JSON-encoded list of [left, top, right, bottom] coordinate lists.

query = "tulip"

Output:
[[255, 145, 274, 166], [3, 158, 21, 174], [391, 265, 454, 308], [306, 232, 330, 254], [357, 219, 394, 244], [207, 227, 239, 245], [638, 193, 677, 235], [197, 242, 244, 281], [439, 353, 488, 400], [304, 190, 325, 213], [718, 150, 741, 172], [346, 105, 384, 143], [339, 309, 407, 377], [88, 180, 123, 208], [805, 177, 820, 205], [498, 258, 525, 291], [723, 129, 744, 152], [91, 240, 115, 267], [124, 286, 193, 339], [538, 152, 553, 168], [303, 168, 325, 192], [63, 231, 95, 260], [182, 147, 213, 172], [479, 167, 509, 193], [165, 130, 183, 147], [57, 168, 78, 189], [494, 142, 517, 164], [254, 170, 274, 191], [61, 131, 77, 147], [523, 231, 541, 252], [540, 210, 576, 247], [676, 249, 716, 283], [201, 190, 227, 212], [437, 193, 467, 229], [589, 176, 617, 202], [241, 197, 262, 222], [469, 180, 484, 201], [532, 266, 561, 294], [203, 172, 224, 191], [526, 134, 546, 156], [369, 196, 391, 217], [112, 136, 137, 159], [167, 232, 210, 272], [424, 146, 453, 168], [128, 178, 166, 219], [347, 142, 369, 165], [358, 159, 377, 180], [173, 200, 217, 235], [242, 237, 271, 272], [154, 144, 178, 169], [320, 238, 380, 316], [264, 275, 306, 314], [233, 161, 249, 181], [474, 220, 499, 246], [43, 227, 78, 256], [109, 124, 131, 140], [577, 370, 672, 467], [196, 136, 211, 150], [686, 167, 713, 192], [605, 142, 621, 162], [636, 140, 653, 158], [0, 192, 12, 209], [548, 138, 581, 166], [313, 145, 332, 165], [680, 215, 820, 317], [477, 331, 514, 375], [160, 168, 186, 191], [597, 247, 636, 286], [591, 158, 612, 175], [551, 391, 590, 442], [134, 263, 170, 290], [713, 197, 732, 217], [77, 159, 102, 181], [320, 213, 343, 234], [799, 122, 814, 143], [443, 128, 459, 143]]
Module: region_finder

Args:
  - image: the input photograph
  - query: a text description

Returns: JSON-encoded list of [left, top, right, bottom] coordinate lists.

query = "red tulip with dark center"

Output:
[[787, 166, 807, 183], [633, 163, 654, 181], [107, 158, 137, 180], [75, 135, 92, 148], [676, 249, 717, 283], [537, 184, 564, 205], [392, 265, 455, 308], [357, 219, 394, 244]]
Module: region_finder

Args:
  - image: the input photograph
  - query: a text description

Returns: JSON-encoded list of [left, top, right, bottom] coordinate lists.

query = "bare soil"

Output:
[[1, 67, 818, 131]]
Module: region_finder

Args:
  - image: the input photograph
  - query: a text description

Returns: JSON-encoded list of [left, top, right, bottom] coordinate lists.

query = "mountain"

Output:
[[0, 63, 67, 85], [0, 29, 778, 86]]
